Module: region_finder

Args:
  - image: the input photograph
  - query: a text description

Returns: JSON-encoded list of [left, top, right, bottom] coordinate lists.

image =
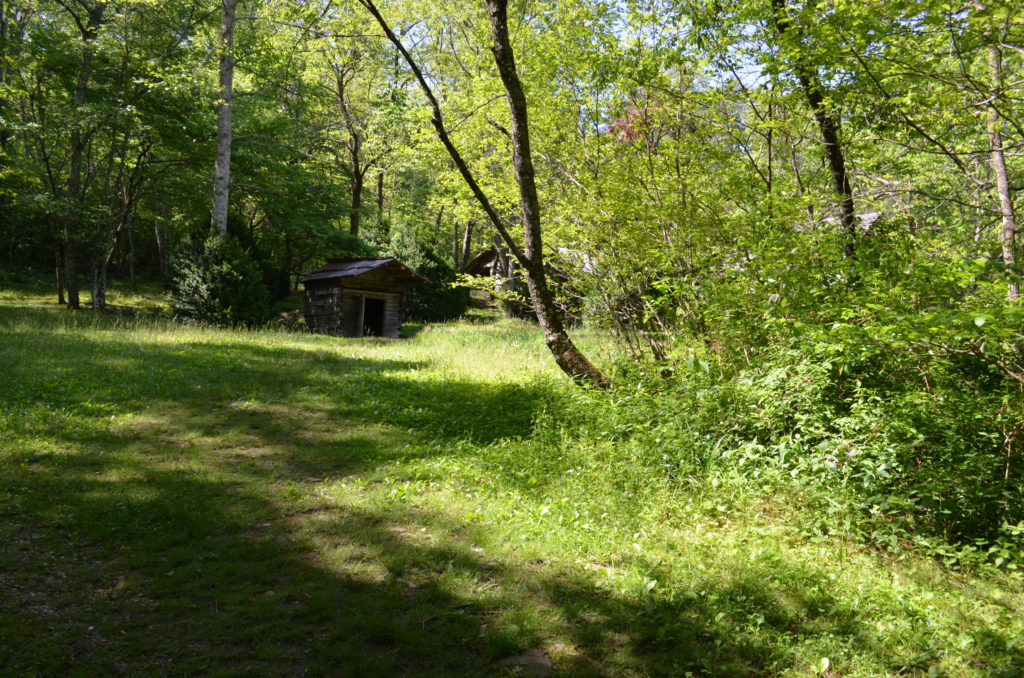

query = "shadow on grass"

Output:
[[9, 453, 1020, 677], [1, 309, 1022, 676], [0, 311, 540, 445], [0, 457, 863, 677]]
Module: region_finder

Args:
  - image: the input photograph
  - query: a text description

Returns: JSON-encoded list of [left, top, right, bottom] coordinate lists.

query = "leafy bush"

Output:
[[171, 234, 273, 327], [536, 335, 1024, 572], [386, 231, 468, 322], [404, 250, 470, 321]]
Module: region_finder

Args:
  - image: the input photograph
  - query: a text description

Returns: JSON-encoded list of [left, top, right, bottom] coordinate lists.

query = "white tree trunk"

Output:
[[987, 47, 1020, 302], [211, 0, 237, 235]]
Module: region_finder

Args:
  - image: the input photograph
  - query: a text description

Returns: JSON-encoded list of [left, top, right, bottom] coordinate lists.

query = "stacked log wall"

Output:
[[303, 272, 411, 338], [304, 284, 343, 335], [384, 295, 401, 337], [339, 292, 361, 337]]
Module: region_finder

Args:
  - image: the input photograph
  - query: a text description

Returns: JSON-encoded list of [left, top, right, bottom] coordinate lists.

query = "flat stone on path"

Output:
[[499, 649, 553, 676]]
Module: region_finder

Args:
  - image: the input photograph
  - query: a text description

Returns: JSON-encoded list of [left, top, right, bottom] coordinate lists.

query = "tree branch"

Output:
[[356, 0, 526, 265]]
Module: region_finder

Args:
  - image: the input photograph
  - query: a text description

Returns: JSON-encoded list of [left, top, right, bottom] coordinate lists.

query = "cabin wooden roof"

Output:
[[463, 248, 497, 275], [301, 257, 427, 286]]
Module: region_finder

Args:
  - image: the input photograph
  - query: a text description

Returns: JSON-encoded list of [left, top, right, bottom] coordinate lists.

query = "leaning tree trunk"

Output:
[[485, 0, 608, 384], [770, 0, 856, 260], [359, 0, 607, 386], [211, 0, 236, 235], [987, 47, 1020, 302]]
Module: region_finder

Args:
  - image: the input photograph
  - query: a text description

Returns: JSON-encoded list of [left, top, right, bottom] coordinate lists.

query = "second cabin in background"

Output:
[[301, 258, 426, 338]]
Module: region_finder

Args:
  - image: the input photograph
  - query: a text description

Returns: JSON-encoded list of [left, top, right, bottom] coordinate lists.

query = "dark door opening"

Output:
[[362, 297, 385, 336]]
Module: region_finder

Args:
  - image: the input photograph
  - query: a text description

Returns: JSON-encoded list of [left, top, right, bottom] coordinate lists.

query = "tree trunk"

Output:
[[126, 211, 136, 294], [63, 3, 107, 309], [452, 215, 459, 269], [492, 235, 520, 318], [485, 0, 607, 385], [460, 219, 475, 271], [90, 253, 107, 310], [375, 170, 384, 233], [0, 0, 22, 156], [434, 205, 446, 257], [2, 4, 34, 157], [90, 242, 119, 310], [770, 0, 856, 260], [0, 0, 9, 155], [333, 69, 367, 238], [987, 47, 1020, 302], [349, 134, 363, 237], [54, 242, 65, 305], [90, 215, 126, 310], [211, 0, 236, 235], [360, 0, 607, 386], [154, 198, 171, 292]]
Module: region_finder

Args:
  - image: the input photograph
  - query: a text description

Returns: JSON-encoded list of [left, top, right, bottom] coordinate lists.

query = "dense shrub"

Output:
[[386, 231, 468, 321], [405, 250, 469, 321], [171, 234, 274, 327], [539, 333, 1024, 572]]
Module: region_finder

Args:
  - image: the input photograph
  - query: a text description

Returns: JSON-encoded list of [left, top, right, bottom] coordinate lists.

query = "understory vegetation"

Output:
[[1, 289, 1021, 676]]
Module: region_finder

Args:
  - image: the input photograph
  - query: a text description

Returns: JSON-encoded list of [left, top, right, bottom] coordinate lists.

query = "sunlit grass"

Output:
[[0, 294, 1020, 677], [0, 270, 171, 314]]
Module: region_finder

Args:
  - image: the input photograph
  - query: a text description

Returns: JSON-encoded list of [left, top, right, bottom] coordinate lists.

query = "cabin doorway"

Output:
[[361, 297, 385, 336]]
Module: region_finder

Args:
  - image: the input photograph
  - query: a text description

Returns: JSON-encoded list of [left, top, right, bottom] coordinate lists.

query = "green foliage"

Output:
[[2, 0, 1023, 608], [405, 253, 469, 322], [545, 329, 1024, 572], [170, 234, 273, 327], [388, 232, 469, 322], [537, 198, 1024, 568]]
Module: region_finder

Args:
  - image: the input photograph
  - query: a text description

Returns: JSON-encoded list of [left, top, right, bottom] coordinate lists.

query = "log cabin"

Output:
[[301, 257, 426, 337]]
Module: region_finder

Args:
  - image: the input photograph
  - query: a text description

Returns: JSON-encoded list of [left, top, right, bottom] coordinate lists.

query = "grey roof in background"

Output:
[[301, 257, 427, 285], [463, 248, 497, 275]]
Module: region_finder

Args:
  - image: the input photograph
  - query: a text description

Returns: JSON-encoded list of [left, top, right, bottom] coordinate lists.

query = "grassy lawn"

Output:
[[0, 295, 1021, 677]]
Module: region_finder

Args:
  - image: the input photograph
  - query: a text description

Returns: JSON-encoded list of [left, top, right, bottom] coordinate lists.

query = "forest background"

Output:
[[2, 0, 1023, 576]]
